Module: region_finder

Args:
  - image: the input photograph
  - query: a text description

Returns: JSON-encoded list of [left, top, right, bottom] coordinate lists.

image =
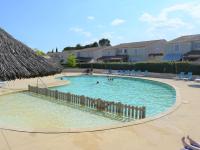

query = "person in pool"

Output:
[[96, 81, 99, 84]]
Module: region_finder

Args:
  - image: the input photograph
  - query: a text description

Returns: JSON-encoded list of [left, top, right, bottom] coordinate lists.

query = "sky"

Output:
[[1, 0, 200, 52]]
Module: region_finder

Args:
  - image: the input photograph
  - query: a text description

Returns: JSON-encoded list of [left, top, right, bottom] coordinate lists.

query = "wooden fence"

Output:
[[28, 85, 146, 121]]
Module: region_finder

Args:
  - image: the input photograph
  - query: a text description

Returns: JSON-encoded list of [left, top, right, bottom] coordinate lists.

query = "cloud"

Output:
[[111, 19, 126, 26], [87, 16, 95, 20], [139, 2, 200, 33], [70, 27, 92, 37]]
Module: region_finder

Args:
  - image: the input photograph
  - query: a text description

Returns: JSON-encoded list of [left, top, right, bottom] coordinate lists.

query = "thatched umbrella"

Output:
[[0, 27, 61, 81]]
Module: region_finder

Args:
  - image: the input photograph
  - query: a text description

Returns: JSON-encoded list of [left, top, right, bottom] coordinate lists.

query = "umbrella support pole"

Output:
[[36, 78, 47, 88]]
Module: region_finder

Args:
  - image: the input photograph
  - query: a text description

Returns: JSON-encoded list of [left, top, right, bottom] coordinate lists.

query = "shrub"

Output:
[[67, 54, 77, 67], [76, 62, 200, 75]]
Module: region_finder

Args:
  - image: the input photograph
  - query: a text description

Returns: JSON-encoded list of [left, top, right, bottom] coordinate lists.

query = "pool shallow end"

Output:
[[0, 74, 181, 133]]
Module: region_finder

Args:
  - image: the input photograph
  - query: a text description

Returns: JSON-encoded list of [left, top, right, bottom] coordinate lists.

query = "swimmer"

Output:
[[107, 76, 110, 80], [96, 81, 99, 84]]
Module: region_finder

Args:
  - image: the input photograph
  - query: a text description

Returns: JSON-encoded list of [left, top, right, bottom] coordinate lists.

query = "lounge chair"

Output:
[[110, 70, 118, 75], [174, 72, 185, 80], [130, 70, 136, 76], [135, 70, 142, 76], [127, 70, 132, 76], [183, 72, 193, 81], [143, 70, 149, 77], [117, 70, 122, 75], [194, 77, 200, 83], [121, 70, 129, 76]]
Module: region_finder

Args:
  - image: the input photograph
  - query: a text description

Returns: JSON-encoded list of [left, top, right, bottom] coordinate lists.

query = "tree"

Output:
[[98, 38, 111, 47], [52, 49, 54, 53], [76, 44, 82, 49], [92, 42, 98, 47], [56, 47, 58, 53], [67, 54, 76, 67], [33, 48, 45, 56]]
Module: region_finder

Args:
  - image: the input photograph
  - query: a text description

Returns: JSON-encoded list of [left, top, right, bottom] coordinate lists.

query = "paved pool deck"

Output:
[[0, 73, 200, 150]]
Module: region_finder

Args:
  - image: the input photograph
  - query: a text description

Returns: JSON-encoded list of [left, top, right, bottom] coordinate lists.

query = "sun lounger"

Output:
[[135, 70, 141, 76], [195, 78, 200, 83], [183, 72, 193, 81], [143, 70, 149, 76], [174, 72, 185, 80], [130, 70, 136, 76]]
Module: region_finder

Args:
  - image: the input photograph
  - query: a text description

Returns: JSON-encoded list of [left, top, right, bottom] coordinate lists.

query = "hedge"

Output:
[[76, 62, 200, 75]]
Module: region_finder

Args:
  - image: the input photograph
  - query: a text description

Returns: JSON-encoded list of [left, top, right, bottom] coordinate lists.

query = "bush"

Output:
[[67, 54, 77, 67], [77, 62, 200, 75]]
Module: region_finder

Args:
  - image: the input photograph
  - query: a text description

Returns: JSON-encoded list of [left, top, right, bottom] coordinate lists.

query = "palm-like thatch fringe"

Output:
[[0, 28, 61, 81]]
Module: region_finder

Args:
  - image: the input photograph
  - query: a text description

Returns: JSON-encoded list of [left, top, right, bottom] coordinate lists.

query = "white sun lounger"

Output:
[[182, 72, 193, 81], [195, 78, 200, 83]]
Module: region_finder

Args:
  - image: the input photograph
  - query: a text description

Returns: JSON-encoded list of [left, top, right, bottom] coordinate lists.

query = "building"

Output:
[[47, 47, 107, 64], [164, 34, 200, 61], [47, 34, 200, 64], [96, 39, 166, 62]]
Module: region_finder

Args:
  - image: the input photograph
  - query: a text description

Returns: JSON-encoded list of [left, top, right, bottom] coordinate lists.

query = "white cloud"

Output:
[[87, 16, 95, 20], [70, 27, 92, 37], [111, 19, 126, 26], [139, 2, 200, 33]]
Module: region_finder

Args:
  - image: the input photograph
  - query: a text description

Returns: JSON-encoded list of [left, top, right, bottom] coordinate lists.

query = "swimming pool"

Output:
[[52, 75, 176, 117], [0, 75, 176, 132]]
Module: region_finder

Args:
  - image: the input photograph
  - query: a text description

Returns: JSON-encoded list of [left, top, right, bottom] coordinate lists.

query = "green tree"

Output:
[[92, 42, 98, 47], [76, 44, 82, 49], [33, 48, 45, 56], [67, 54, 76, 67], [98, 38, 111, 47], [63, 41, 99, 51]]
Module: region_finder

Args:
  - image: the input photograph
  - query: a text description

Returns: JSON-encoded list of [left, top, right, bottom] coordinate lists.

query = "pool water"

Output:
[[0, 92, 120, 131], [52, 75, 176, 117], [0, 75, 176, 131]]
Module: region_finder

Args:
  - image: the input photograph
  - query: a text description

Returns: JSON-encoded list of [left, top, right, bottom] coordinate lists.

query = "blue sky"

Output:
[[1, 0, 200, 52]]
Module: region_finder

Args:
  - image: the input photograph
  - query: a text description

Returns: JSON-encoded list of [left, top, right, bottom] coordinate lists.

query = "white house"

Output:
[[47, 34, 200, 64], [100, 39, 167, 62], [164, 34, 200, 61]]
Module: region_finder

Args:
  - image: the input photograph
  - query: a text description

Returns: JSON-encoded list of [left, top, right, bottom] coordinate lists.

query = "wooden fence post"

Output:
[[142, 107, 146, 119], [28, 86, 147, 121]]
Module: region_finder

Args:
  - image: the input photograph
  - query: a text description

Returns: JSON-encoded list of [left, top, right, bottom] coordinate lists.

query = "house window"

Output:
[[116, 49, 122, 55], [124, 49, 127, 54]]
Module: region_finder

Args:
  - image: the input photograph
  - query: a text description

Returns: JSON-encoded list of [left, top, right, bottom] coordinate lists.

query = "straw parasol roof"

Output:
[[0, 28, 61, 81]]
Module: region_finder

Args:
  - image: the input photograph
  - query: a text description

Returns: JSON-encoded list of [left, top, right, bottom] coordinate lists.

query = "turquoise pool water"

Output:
[[0, 92, 120, 131], [52, 75, 176, 117]]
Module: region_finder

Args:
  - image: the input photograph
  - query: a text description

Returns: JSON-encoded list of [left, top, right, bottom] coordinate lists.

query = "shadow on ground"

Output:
[[188, 84, 200, 88]]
